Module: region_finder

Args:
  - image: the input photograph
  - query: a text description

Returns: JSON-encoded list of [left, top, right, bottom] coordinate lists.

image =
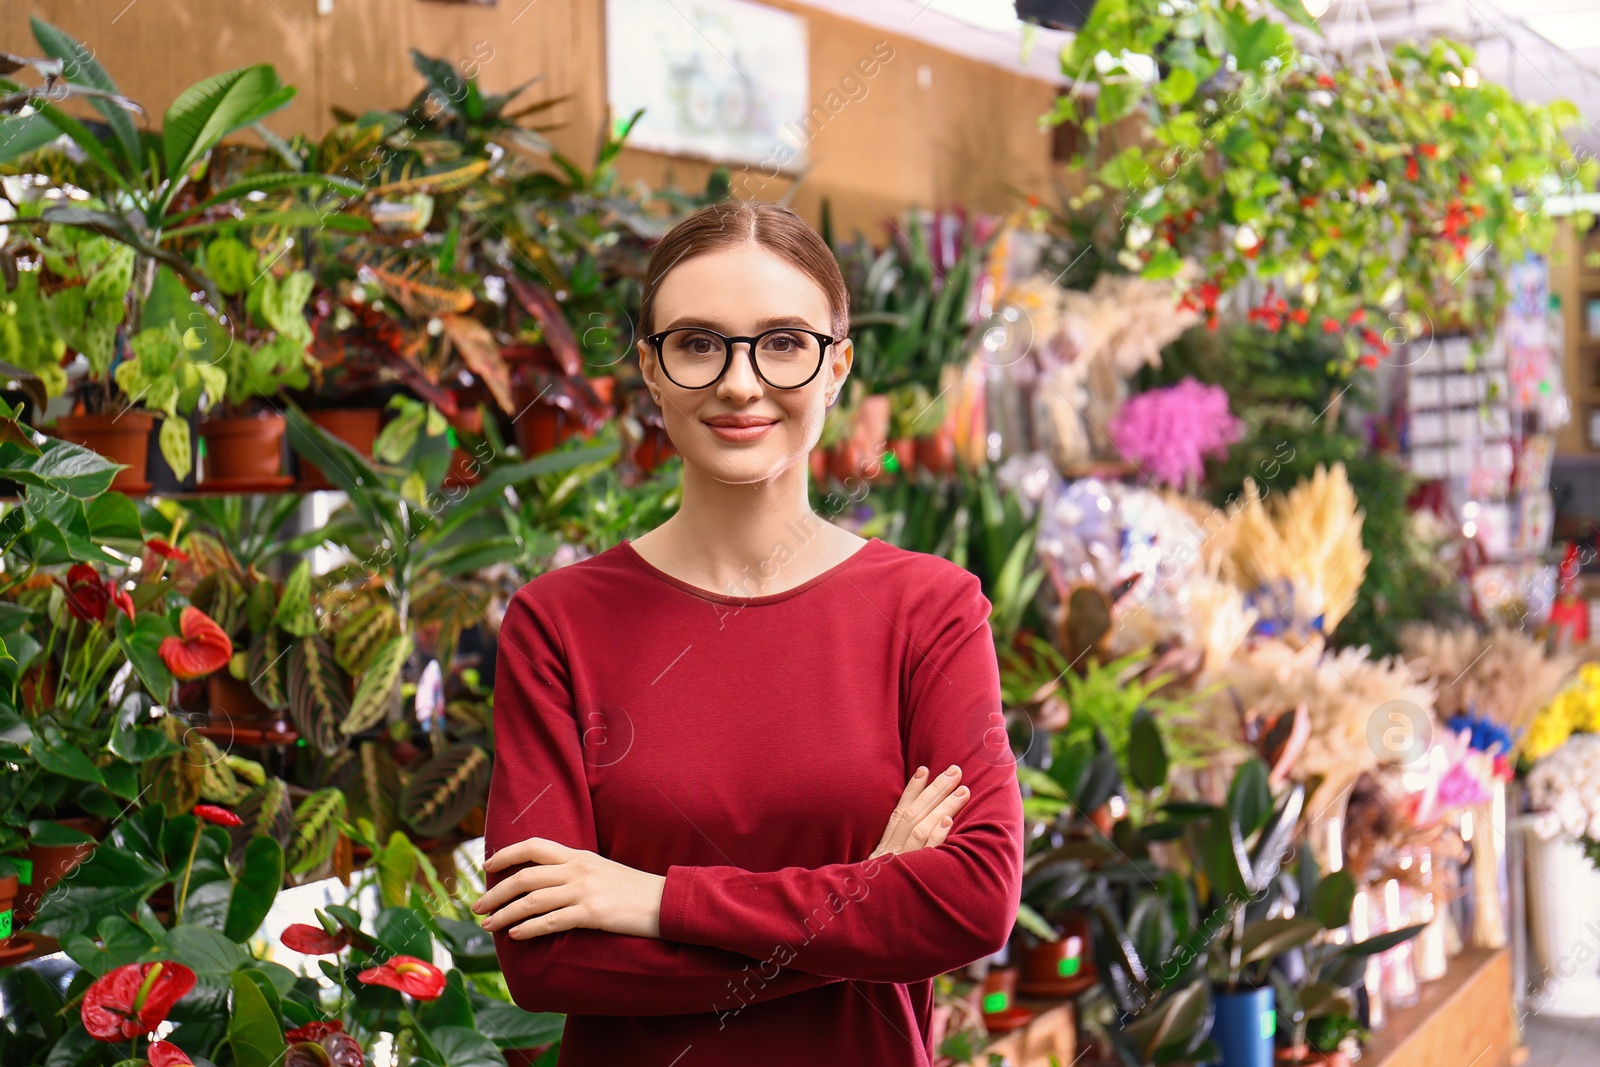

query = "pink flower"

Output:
[[1107, 377, 1242, 490]]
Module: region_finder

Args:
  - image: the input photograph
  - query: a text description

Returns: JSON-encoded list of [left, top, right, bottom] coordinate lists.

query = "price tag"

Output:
[[0, 909, 12, 939], [982, 990, 1010, 1013], [13, 859, 32, 886]]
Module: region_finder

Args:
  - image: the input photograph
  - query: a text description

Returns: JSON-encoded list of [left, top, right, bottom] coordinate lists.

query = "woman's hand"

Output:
[[474, 838, 667, 941], [869, 764, 971, 860]]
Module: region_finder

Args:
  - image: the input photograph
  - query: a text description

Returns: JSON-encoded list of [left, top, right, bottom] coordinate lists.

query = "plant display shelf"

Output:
[[1359, 946, 1514, 1067], [977, 996, 1076, 1067]]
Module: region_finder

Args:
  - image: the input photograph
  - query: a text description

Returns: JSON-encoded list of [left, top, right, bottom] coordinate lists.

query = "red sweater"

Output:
[[483, 535, 1024, 1065]]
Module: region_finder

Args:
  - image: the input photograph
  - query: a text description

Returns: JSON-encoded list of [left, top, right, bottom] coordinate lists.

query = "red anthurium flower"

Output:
[[1419, 143, 1438, 159], [1288, 308, 1309, 327], [1316, 73, 1336, 89], [1405, 156, 1420, 182], [281, 923, 353, 955], [148, 1040, 193, 1066], [1321, 317, 1341, 334], [81, 961, 196, 1041], [158, 606, 233, 681], [355, 955, 446, 1000], [61, 564, 133, 624], [192, 803, 242, 827], [145, 538, 190, 563], [286, 1020, 345, 1043]]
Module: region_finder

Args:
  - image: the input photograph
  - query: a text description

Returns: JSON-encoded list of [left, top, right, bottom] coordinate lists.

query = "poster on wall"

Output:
[[605, 0, 810, 171]]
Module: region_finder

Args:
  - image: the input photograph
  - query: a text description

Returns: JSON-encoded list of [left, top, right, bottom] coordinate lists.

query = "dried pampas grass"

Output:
[[1398, 622, 1579, 743], [1220, 464, 1370, 637], [1202, 640, 1437, 802]]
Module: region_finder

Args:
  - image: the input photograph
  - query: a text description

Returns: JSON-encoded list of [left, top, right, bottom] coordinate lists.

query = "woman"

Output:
[[473, 200, 1024, 1065]]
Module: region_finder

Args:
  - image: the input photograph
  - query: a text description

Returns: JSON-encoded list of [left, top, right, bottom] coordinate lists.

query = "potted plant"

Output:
[[3, 21, 363, 489], [193, 249, 319, 487]]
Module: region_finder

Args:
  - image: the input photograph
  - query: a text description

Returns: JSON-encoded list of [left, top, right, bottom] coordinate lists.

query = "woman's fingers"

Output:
[[875, 765, 969, 857], [482, 881, 577, 932], [473, 859, 563, 914], [482, 836, 571, 873]]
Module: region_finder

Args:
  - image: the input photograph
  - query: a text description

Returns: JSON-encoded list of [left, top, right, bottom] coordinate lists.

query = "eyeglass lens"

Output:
[[658, 328, 823, 389]]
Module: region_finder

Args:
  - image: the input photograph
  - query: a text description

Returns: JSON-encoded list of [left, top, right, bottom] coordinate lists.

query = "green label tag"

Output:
[[982, 990, 1009, 1013], [13, 859, 31, 886], [1058, 956, 1081, 976], [1261, 1010, 1276, 1038], [0, 909, 12, 939]]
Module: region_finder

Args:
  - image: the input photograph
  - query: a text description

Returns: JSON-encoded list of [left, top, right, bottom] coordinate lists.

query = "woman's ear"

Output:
[[827, 337, 853, 404]]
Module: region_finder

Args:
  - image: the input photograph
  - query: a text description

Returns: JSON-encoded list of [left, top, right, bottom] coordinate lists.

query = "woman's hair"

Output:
[[638, 200, 850, 342]]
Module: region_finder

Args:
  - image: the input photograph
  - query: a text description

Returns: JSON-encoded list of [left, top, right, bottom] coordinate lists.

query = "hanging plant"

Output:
[[1050, 0, 1596, 370]]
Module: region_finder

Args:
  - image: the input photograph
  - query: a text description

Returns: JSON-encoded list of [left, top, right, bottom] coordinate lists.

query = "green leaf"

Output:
[[1343, 922, 1429, 958], [1227, 760, 1272, 839], [34, 734, 105, 785], [227, 970, 285, 1067], [1247, 782, 1304, 893], [29, 18, 142, 169], [164, 65, 296, 180], [1127, 707, 1169, 792], [1199, 811, 1250, 903], [342, 634, 411, 736], [374, 906, 434, 962], [224, 836, 283, 942], [1311, 870, 1356, 929], [425, 1026, 507, 1067], [1238, 917, 1323, 965]]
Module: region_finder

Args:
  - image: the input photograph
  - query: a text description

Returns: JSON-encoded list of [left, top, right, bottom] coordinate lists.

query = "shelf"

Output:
[[1360, 947, 1513, 1067]]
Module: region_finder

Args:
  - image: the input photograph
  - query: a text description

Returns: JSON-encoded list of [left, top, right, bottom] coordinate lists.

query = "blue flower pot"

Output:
[[1209, 985, 1275, 1067]]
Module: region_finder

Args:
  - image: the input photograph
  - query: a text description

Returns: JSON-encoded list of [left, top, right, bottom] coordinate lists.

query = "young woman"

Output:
[[473, 200, 1024, 1065]]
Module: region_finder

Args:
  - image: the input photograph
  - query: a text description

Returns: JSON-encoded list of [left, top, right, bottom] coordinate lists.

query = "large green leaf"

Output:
[[398, 744, 491, 838], [1238, 917, 1323, 965], [224, 836, 283, 942], [27, 844, 167, 939], [163, 65, 296, 181], [287, 635, 350, 757], [1246, 782, 1304, 893], [1227, 760, 1272, 839], [342, 634, 410, 736], [227, 971, 285, 1067], [1127, 707, 1168, 793], [29, 17, 142, 169]]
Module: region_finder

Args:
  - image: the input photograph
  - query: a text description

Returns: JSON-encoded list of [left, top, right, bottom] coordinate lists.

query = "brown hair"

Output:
[[638, 200, 850, 342]]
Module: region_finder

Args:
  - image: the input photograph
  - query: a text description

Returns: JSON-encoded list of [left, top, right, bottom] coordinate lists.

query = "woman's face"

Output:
[[638, 242, 850, 484]]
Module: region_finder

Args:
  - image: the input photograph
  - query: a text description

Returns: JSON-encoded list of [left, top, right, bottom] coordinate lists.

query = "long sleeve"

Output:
[[656, 572, 1024, 984], [484, 585, 847, 1017]]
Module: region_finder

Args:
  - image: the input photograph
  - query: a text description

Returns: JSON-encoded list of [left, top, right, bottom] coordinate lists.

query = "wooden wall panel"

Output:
[[3, 0, 1066, 232]]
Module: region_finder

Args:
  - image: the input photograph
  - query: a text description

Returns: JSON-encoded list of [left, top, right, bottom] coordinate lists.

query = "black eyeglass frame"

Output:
[[644, 326, 837, 390]]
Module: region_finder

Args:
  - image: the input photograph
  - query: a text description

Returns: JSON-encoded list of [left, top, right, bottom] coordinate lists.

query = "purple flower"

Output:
[[1108, 377, 1243, 489]]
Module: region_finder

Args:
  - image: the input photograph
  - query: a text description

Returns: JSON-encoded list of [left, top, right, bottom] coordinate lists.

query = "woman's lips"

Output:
[[704, 421, 776, 442]]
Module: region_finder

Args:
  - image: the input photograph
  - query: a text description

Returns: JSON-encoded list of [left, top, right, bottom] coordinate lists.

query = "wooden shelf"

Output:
[[979, 997, 1077, 1067], [1361, 947, 1513, 1067]]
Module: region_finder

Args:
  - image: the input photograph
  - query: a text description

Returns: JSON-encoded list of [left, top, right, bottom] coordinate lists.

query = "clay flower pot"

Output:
[[298, 408, 382, 490], [53, 411, 156, 493], [915, 428, 956, 476], [890, 437, 917, 476], [978, 965, 1034, 1034], [15, 817, 102, 928], [808, 447, 828, 484], [827, 440, 863, 483], [205, 672, 296, 744], [1018, 912, 1096, 996], [198, 412, 288, 485]]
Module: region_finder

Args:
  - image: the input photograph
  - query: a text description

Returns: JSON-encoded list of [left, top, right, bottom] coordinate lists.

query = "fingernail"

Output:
[[945, 766, 959, 777], [914, 766, 927, 779], [956, 787, 969, 797], [940, 816, 951, 827]]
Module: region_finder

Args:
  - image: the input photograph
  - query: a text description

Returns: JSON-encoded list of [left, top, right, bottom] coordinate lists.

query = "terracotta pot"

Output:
[[915, 429, 956, 476], [205, 672, 295, 743], [0, 872, 17, 933], [629, 424, 674, 475], [890, 437, 917, 476], [445, 448, 484, 490], [514, 404, 582, 458], [827, 440, 862, 483], [809, 447, 827, 484], [978, 965, 1033, 1034], [1088, 804, 1115, 836], [53, 411, 156, 492], [15, 818, 103, 927], [589, 375, 616, 406], [298, 408, 382, 490], [1019, 912, 1096, 995], [1277, 1051, 1350, 1067], [199, 413, 286, 483]]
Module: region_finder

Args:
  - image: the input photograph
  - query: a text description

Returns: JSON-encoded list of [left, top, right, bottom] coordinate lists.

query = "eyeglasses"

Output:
[[645, 326, 835, 390]]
